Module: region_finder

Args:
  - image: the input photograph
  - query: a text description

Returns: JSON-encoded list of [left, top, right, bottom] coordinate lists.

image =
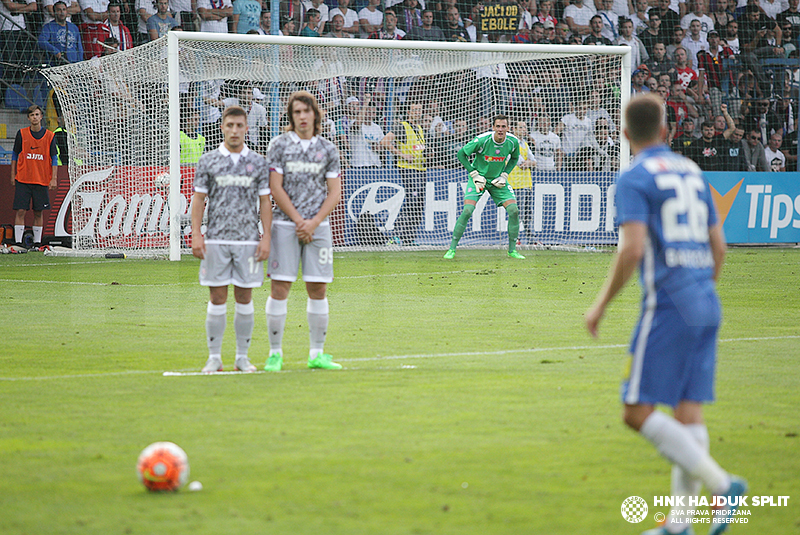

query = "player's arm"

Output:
[[256, 193, 271, 261], [585, 221, 646, 337], [297, 174, 341, 243], [190, 191, 207, 259], [709, 222, 726, 282], [50, 136, 58, 189]]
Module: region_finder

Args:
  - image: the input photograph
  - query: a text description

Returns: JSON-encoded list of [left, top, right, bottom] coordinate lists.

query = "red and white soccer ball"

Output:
[[136, 442, 189, 492]]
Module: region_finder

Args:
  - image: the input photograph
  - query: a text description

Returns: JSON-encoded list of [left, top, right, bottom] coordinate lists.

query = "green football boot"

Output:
[[264, 352, 283, 372], [308, 353, 342, 370], [507, 250, 526, 259], [443, 249, 456, 259]]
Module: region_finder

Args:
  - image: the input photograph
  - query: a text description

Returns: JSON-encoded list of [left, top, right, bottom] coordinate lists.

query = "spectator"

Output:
[[395, 0, 421, 34], [223, 85, 268, 151], [369, 8, 405, 38], [645, 42, 676, 78], [584, 14, 613, 43], [689, 120, 725, 170], [671, 113, 696, 154], [553, 21, 570, 43], [508, 121, 536, 243], [197, 79, 224, 148], [232, 0, 261, 33], [39, 0, 84, 64], [760, 0, 784, 21], [666, 25, 685, 59], [779, 21, 795, 57], [712, 103, 736, 138], [605, 0, 632, 18], [406, 8, 445, 39], [179, 107, 205, 164], [673, 46, 704, 102], [255, 8, 270, 34], [777, 0, 800, 35], [667, 80, 700, 136], [442, 5, 468, 41], [299, 7, 321, 36], [680, 0, 713, 37], [617, 18, 649, 66], [42, 0, 80, 24], [587, 88, 616, 132], [325, 13, 353, 37], [681, 18, 709, 69], [724, 19, 740, 53], [349, 95, 387, 168], [78, 0, 109, 59], [639, 12, 665, 56], [718, 125, 748, 170], [442, 118, 472, 168], [147, 0, 179, 39], [432, 0, 458, 29], [327, 0, 358, 36], [537, 0, 558, 27], [710, 0, 735, 31], [764, 132, 786, 170], [781, 124, 797, 171], [632, 66, 651, 93], [656, 83, 678, 142], [742, 127, 769, 170], [358, 0, 382, 38], [630, 0, 650, 34], [279, 14, 295, 35], [597, 0, 619, 41], [101, 2, 133, 50], [739, 4, 783, 93], [303, 0, 328, 33], [170, 0, 196, 31], [542, 19, 557, 42], [530, 114, 563, 170], [564, 0, 597, 36], [696, 29, 734, 116], [649, 0, 680, 37], [197, 0, 232, 33], [743, 98, 783, 144], [135, 0, 156, 44], [558, 100, 595, 163]]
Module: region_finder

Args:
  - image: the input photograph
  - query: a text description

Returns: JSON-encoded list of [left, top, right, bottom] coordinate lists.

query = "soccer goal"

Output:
[[42, 34, 631, 260]]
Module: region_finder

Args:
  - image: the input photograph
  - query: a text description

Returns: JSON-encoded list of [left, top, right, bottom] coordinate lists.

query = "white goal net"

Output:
[[42, 34, 630, 259]]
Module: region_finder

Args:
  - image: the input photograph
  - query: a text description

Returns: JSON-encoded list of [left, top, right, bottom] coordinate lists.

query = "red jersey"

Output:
[[16, 127, 56, 186]]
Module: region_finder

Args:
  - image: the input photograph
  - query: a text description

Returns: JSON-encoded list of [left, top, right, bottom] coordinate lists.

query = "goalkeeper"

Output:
[[444, 114, 525, 259]]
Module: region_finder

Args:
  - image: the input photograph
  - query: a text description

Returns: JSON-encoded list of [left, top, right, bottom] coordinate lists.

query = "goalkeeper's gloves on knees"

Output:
[[469, 170, 486, 192], [491, 172, 508, 188]]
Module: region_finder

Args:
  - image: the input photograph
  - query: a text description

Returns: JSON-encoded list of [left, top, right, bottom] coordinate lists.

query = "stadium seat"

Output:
[[4, 85, 30, 112]]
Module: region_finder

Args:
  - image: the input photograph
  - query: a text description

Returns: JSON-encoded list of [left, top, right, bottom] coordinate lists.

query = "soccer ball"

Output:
[[154, 172, 170, 190], [136, 442, 189, 491]]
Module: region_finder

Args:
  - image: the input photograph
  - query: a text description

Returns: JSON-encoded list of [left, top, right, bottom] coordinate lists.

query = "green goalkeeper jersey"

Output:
[[457, 131, 521, 179]]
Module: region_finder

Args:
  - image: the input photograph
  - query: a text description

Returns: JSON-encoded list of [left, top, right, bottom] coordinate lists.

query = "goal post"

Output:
[[43, 34, 631, 259]]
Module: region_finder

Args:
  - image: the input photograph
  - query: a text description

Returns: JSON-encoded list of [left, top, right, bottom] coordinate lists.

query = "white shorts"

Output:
[[267, 221, 334, 283], [200, 242, 264, 288]]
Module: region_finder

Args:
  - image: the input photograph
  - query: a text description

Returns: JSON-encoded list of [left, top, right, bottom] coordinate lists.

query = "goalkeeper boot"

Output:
[[202, 356, 223, 373], [264, 352, 283, 372], [308, 353, 342, 370], [443, 249, 456, 259], [234, 356, 257, 372], [708, 477, 748, 535], [507, 250, 526, 259]]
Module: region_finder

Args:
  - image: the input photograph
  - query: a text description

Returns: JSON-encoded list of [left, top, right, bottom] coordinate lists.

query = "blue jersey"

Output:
[[616, 144, 721, 407], [616, 144, 719, 312]]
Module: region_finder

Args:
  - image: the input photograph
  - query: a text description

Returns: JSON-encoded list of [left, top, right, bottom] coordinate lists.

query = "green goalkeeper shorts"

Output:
[[464, 176, 517, 206]]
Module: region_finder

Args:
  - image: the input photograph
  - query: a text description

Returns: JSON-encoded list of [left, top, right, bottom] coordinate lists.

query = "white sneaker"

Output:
[[202, 356, 223, 373], [234, 356, 257, 372]]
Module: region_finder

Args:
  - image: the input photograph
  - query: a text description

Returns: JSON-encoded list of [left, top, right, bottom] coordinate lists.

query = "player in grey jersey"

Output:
[[264, 91, 342, 372], [191, 106, 272, 373]]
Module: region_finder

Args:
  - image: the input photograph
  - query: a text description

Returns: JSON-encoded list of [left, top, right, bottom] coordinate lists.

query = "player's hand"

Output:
[[470, 170, 486, 192], [255, 235, 270, 262], [50, 178, 58, 190], [584, 303, 605, 338], [491, 172, 508, 188], [295, 219, 316, 244], [192, 233, 205, 260]]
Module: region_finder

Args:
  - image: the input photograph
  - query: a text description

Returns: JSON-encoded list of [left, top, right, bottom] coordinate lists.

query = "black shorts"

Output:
[[13, 181, 51, 211]]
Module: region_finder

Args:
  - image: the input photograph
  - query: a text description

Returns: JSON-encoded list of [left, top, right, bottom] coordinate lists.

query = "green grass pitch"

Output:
[[1, 248, 798, 534]]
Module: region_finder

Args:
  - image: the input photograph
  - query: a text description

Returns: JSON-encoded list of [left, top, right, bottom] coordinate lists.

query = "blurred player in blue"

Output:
[[585, 94, 746, 535]]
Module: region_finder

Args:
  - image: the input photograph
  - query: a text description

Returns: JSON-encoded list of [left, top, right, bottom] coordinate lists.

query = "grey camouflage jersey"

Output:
[[194, 144, 270, 243], [267, 131, 340, 222]]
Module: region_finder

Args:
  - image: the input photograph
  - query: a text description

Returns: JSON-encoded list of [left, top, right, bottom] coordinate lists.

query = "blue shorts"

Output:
[[621, 289, 721, 408]]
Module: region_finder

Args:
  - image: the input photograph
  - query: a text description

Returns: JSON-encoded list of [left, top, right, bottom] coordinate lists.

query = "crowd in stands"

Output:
[[1, 0, 797, 170]]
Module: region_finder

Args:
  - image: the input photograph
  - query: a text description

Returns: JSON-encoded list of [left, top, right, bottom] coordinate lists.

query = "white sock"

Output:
[[667, 423, 710, 530], [266, 297, 287, 353], [640, 411, 730, 495], [234, 301, 254, 358], [206, 302, 227, 357], [307, 297, 329, 359], [15, 225, 24, 243], [32, 226, 43, 243]]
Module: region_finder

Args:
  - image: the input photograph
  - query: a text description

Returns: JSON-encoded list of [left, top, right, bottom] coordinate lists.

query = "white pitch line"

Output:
[[1, 335, 796, 382]]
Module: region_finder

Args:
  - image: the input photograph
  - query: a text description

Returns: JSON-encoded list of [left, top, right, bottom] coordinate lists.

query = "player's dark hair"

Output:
[[492, 114, 508, 126], [286, 91, 322, 136], [625, 94, 664, 144], [222, 105, 247, 121]]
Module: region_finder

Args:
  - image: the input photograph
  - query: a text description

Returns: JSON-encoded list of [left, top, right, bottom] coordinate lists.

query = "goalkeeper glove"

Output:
[[491, 172, 508, 188], [469, 170, 486, 192]]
